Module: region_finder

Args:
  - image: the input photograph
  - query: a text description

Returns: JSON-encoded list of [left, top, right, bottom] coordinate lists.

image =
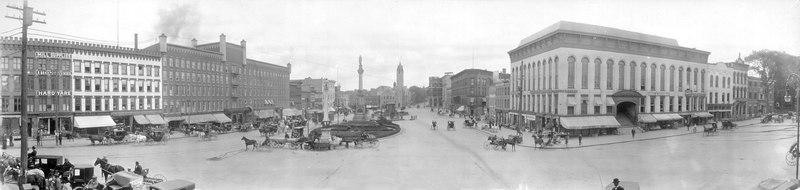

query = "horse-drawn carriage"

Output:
[[703, 124, 718, 136], [463, 120, 476, 129], [263, 137, 308, 150], [484, 135, 523, 151], [720, 120, 737, 130], [106, 129, 129, 144], [236, 123, 254, 132], [145, 130, 169, 144], [259, 125, 278, 137]]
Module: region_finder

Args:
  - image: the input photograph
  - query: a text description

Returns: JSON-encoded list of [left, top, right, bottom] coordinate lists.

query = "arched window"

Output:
[[547, 59, 553, 89], [651, 63, 657, 91], [581, 57, 589, 89], [678, 67, 683, 90], [715, 76, 719, 88], [630, 62, 636, 90], [670, 66, 675, 91], [607, 59, 613, 89], [554, 57, 559, 89], [568, 56, 575, 89], [660, 65, 665, 91], [619, 61, 626, 90], [641, 63, 647, 91], [594, 58, 601, 89], [694, 70, 699, 86]]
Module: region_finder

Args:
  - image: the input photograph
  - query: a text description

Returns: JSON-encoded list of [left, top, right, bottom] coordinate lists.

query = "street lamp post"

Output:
[[785, 73, 800, 180]]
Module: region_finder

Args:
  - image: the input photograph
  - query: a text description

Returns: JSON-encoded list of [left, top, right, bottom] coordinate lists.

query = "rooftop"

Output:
[[518, 21, 680, 48]]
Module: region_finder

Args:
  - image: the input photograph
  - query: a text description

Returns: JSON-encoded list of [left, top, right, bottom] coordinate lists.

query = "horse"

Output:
[[134, 134, 148, 143], [502, 135, 523, 152], [88, 135, 106, 145], [531, 135, 545, 148], [241, 137, 259, 151], [703, 126, 717, 136], [93, 158, 125, 181]]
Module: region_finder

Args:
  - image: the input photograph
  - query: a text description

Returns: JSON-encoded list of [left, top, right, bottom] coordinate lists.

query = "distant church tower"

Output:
[[396, 61, 405, 107]]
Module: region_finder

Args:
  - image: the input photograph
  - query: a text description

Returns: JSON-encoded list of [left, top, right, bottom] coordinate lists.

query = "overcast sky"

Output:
[[1, 0, 798, 91]]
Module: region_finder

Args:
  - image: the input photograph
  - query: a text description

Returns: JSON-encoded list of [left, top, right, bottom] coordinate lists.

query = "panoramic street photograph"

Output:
[[0, 0, 799, 189]]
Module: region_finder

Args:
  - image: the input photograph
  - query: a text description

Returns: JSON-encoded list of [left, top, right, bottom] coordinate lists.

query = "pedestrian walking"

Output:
[[565, 136, 569, 146], [578, 134, 582, 145], [56, 131, 62, 145], [631, 128, 636, 139], [35, 129, 42, 146]]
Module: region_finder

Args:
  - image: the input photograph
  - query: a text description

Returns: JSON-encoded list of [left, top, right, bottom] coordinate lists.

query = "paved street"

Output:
[[4, 108, 797, 189]]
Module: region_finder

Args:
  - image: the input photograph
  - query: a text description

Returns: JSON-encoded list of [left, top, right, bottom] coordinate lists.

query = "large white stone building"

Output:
[[508, 21, 714, 136]]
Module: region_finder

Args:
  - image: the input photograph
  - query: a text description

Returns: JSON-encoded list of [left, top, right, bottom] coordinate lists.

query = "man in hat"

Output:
[[611, 178, 624, 190]]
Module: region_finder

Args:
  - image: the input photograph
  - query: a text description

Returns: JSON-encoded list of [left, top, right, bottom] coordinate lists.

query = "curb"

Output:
[[472, 120, 762, 150]]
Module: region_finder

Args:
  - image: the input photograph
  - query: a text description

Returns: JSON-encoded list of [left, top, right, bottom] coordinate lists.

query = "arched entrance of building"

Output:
[[610, 90, 644, 127], [616, 101, 637, 127]]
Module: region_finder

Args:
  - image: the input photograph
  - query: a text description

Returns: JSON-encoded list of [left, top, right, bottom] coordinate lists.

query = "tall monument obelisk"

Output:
[[354, 55, 369, 121]]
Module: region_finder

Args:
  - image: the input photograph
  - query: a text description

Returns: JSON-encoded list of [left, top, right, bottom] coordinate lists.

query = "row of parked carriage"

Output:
[[241, 130, 380, 151], [87, 129, 170, 145], [0, 153, 194, 190]]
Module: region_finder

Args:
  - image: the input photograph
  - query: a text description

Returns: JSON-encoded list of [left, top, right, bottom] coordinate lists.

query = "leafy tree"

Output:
[[746, 50, 800, 110]]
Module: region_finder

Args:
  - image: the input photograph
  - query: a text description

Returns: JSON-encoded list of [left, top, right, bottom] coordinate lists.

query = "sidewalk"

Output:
[[472, 117, 764, 149]]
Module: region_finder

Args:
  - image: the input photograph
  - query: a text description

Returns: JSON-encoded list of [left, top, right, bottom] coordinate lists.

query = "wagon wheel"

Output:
[[369, 140, 379, 148], [272, 142, 283, 148], [151, 174, 167, 184], [483, 142, 490, 150], [787, 151, 798, 166]]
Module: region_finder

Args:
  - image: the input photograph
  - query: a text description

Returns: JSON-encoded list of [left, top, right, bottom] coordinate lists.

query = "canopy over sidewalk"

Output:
[[560, 116, 621, 130]]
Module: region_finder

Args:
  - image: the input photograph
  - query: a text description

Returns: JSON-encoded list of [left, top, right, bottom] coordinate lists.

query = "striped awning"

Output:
[[254, 110, 277, 119], [559, 116, 621, 130], [693, 112, 714, 118], [133, 115, 151, 125], [183, 114, 216, 124], [145, 115, 167, 125], [212, 113, 232, 123], [652, 114, 683, 121], [638, 114, 657, 123], [74, 115, 117, 128], [283, 108, 302, 116]]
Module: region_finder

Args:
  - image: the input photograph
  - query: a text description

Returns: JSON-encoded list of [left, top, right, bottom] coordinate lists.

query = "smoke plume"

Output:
[[155, 3, 201, 43]]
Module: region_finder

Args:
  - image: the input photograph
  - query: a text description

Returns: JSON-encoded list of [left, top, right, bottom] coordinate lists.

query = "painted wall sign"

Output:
[[36, 90, 72, 96], [35, 52, 72, 59], [36, 70, 71, 75]]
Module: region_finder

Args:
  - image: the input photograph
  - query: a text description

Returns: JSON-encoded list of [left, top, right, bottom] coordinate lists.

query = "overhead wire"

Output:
[[0, 27, 21, 34]]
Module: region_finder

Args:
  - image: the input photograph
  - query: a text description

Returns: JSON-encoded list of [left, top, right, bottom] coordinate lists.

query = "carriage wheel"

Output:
[[369, 141, 380, 148], [483, 142, 490, 150], [787, 151, 798, 166], [152, 174, 167, 184]]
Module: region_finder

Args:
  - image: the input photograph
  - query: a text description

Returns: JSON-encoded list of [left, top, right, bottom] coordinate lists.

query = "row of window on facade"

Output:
[[163, 99, 228, 113], [165, 57, 288, 79], [72, 60, 160, 77], [74, 77, 160, 93], [73, 96, 161, 112], [512, 94, 705, 115], [513, 56, 707, 93], [0, 96, 159, 112]]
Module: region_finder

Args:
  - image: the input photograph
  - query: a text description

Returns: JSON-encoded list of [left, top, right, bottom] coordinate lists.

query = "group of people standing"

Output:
[[33, 127, 67, 147]]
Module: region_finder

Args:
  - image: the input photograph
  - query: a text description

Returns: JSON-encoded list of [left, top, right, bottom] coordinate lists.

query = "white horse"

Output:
[[124, 134, 138, 143], [198, 132, 206, 140], [134, 135, 147, 143]]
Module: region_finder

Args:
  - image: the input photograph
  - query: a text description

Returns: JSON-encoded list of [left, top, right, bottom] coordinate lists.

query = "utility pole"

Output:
[[5, 0, 45, 188]]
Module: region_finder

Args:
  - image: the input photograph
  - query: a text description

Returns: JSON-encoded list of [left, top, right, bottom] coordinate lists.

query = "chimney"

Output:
[[241, 39, 247, 65], [191, 38, 197, 47], [287, 62, 292, 74], [219, 34, 227, 62], [134, 33, 138, 50], [158, 33, 167, 54]]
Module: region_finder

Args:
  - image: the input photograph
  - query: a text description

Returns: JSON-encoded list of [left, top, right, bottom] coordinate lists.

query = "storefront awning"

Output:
[[523, 114, 537, 120], [212, 113, 232, 123], [559, 116, 621, 130], [606, 97, 615, 105], [637, 114, 657, 123], [133, 115, 151, 125], [456, 106, 465, 112], [693, 112, 714, 118], [183, 114, 216, 124], [163, 116, 185, 122], [145, 115, 167, 125], [283, 108, 302, 116], [254, 110, 277, 119], [74, 115, 117, 128], [652, 114, 683, 121]]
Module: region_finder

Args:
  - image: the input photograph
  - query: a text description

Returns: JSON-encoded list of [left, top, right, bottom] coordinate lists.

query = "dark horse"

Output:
[[88, 135, 106, 145], [241, 137, 259, 151], [94, 158, 125, 181], [501, 135, 523, 152]]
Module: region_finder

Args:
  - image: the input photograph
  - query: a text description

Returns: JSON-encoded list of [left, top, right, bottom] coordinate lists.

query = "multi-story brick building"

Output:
[[146, 34, 290, 126], [288, 78, 336, 120], [747, 76, 769, 117], [487, 70, 511, 125], [508, 21, 712, 136], [1, 36, 163, 138], [450, 69, 493, 116], [427, 76, 442, 108], [442, 73, 453, 110]]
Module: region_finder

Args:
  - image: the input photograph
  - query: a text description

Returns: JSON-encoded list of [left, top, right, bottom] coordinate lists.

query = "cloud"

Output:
[[155, 2, 201, 43]]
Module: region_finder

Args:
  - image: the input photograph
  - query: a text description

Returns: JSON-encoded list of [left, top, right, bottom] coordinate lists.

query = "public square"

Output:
[[3, 108, 795, 190]]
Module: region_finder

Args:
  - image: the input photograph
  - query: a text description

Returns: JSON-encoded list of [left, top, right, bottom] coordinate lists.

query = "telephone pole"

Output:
[[5, 0, 46, 188]]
